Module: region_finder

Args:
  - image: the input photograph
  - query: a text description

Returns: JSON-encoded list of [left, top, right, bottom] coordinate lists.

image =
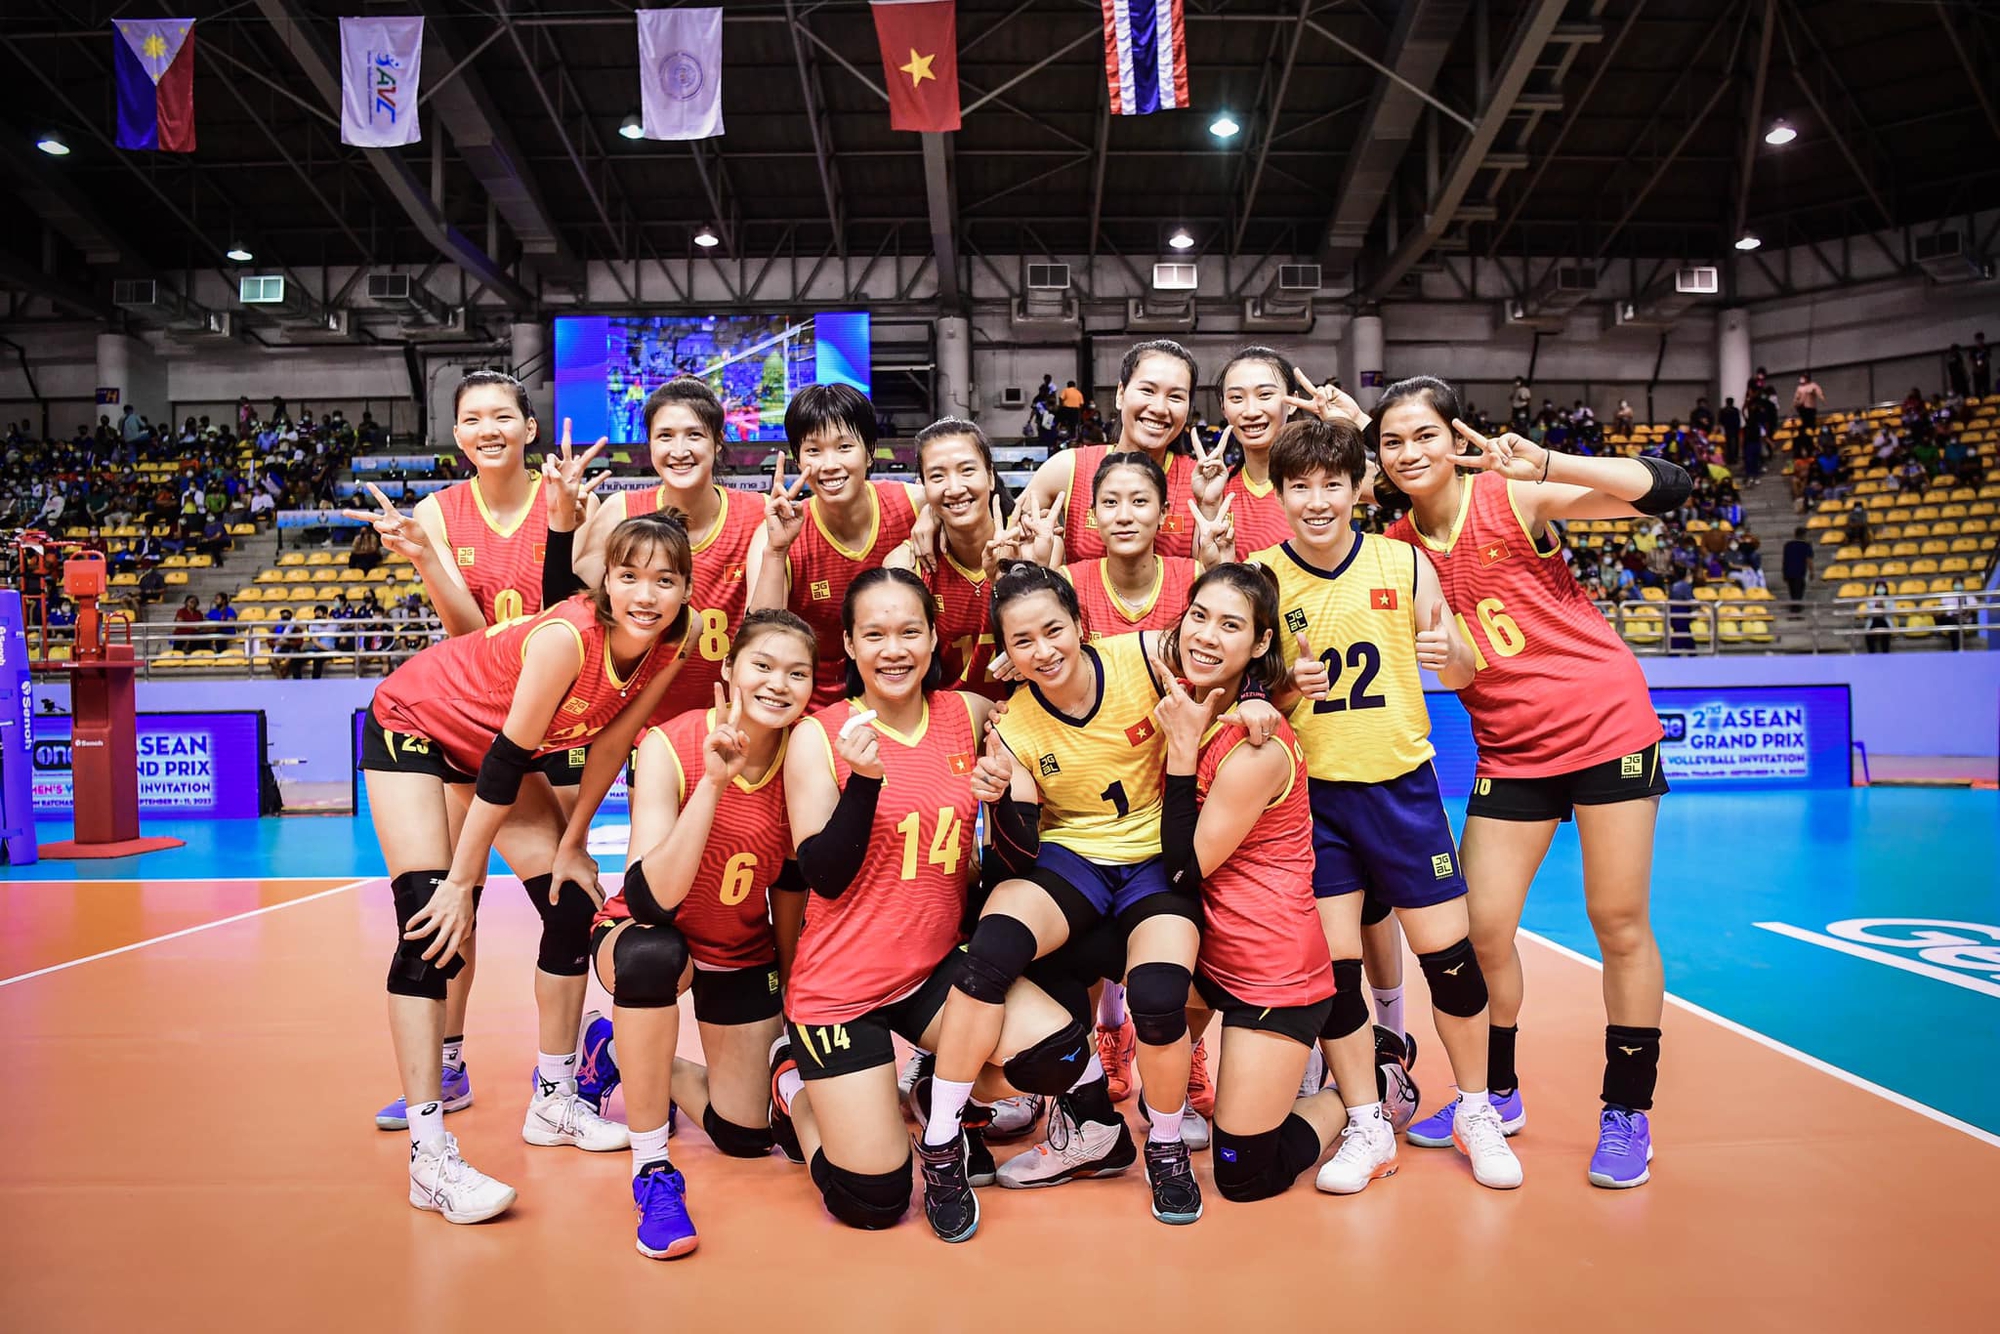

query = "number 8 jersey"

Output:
[[1253, 534, 1435, 784], [786, 691, 980, 1026], [626, 483, 762, 725]]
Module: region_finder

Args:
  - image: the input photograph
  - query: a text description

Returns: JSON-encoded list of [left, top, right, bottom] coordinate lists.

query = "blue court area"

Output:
[[17, 787, 2000, 1134]]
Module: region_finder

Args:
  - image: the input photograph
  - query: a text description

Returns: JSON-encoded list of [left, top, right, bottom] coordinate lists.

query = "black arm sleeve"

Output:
[[989, 797, 1042, 877], [1160, 773, 1203, 896], [795, 776, 882, 900], [1630, 456, 1694, 516], [541, 527, 587, 605]]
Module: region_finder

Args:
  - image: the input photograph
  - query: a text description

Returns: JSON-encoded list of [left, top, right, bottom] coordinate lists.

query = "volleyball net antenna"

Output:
[[695, 317, 813, 382]]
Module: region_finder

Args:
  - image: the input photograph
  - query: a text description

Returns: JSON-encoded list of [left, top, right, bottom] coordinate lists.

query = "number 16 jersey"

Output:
[[1253, 535, 1434, 785]]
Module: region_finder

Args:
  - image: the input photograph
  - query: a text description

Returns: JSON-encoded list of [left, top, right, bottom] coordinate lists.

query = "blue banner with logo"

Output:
[[0, 591, 36, 862], [31, 711, 266, 819]]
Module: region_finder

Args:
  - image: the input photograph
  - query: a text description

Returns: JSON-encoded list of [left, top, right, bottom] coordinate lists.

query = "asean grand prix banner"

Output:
[[31, 711, 266, 819], [1427, 685, 1853, 797]]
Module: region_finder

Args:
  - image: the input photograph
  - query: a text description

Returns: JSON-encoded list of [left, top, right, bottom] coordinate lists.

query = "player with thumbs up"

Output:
[[1247, 415, 1523, 1195]]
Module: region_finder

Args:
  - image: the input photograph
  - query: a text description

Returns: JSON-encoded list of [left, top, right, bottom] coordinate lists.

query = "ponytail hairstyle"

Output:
[[453, 368, 535, 421], [1160, 562, 1287, 696], [1091, 450, 1169, 506], [840, 566, 945, 698], [1218, 345, 1295, 394], [916, 416, 1014, 517], [592, 511, 694, 648], [990, 559, 1083, 640], [728, 607, 816, 666]]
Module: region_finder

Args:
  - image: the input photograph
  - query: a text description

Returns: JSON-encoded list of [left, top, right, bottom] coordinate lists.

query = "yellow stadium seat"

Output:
[[1890, 541, 1919, 557], [1963, 518, 1990, 535], [1836, 545, 1863, 560], [1820, 529, 1844, 544], [363, 567, 390, 582], [1850, 562, 1880, 579], [238, 606, 268, 622], [1903, 522, 1932, 539], [1940, 557, 1971, 574], [1862, 543, 1891, 560], [1621, 609, 1663, 645], [1808, 513, 1837, 529], [283, 568, 312, 583], [1970, 502, 1996, 518], [1693, 584, 1719, 600], [235, 588, 261, 603], [1911, 558, 1940, 575], [1895, 578, 1928, 595], [1879, 560, 1909, 577], [164, 571, 189, 585], [1919, 538, 1950, 555], [1950, 537, 1982, 553], [230, 523, 256, 536], [343, 584, 370, 599], [1885, 507, 1913, 523], [47, 645, 71, 662], [255, 568, 284, 584], [1641, 586, 1666, 602], [278, 553, 306, 567], [1912, 505, 1942, 522], [1940, 504, 1969, 519], [289, 587, 317, 602], [306, 552, 335, 566], [110, 572, 139, 588], [1822, 563, 1850, 582], [1686, 519, 1710, 533], [1933, 520, 1960, 537], [313, 584, 343, 599], [186, 555, 213, 569], [1928, 576, 1962, 593], [162, 554, 187, 568], [1743, 585, 1772, 600]]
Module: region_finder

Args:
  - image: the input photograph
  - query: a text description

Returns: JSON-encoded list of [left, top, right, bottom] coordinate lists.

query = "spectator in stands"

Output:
[[1717, 395, 1742, 465], [1972, 332, 1991, 398], [1936, 577, 1972, 652], [1947, 344, 1971, 400], [198, 514, 229, 562], [1688, 396, 1713, 433], [1730, 534, 1764, 590], [1510, 377, 1531, 428], [1860, 581, 1894, 654], [171, 594, 206, 652], [269, 608, 306, 679], [348, 525, 384, 573], [1079, 401, 1105, 443], [1035, 375, 1055, 411], [1667, 565, 1695, 655], [1793, 373, 1826, 433], [358, 410, 384, 448], [1893, 457, 1928, 495], [1781, 527, 1813, 613], [46, 596, 75, 636], [205, 592, 238, 644], [1842, 501, 1871, 548], [1056, 380, 1083, 440]]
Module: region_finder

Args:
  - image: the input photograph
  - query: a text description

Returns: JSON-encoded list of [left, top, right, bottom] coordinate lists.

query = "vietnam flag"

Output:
[[872, 1, 959, 133], [113, 19, 196, 152], [1369, 588, 1398, 611]]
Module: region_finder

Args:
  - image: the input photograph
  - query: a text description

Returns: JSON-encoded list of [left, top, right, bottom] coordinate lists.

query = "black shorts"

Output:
[[788, 953, 959, 1082], [358, 713, 475, 784], [1465, 742, 1670, 823], [535, 744, 587, 788], [587, 919, 781, 1025], [1192, 971, 1331, 1049]]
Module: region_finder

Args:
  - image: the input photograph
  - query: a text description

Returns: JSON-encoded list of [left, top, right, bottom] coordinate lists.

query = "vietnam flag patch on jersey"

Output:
[[1480, 540, 1512, 566], [1370, 588, 1398, 611], [1124, 717, 1157, 746], [947, 752, 972, 775]]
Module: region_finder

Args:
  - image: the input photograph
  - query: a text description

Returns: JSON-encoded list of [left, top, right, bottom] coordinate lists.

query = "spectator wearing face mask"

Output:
[[1860, 581, 1894, 654]]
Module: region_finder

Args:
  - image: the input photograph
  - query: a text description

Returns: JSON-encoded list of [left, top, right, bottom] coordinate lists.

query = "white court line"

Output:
[[1752, 921, 2000, 1000], [1519, 928, 2000, 1152], [0, 878, 375, 989]]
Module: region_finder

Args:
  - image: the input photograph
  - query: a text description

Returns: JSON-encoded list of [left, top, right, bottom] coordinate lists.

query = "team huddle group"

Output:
[[347, 337, 1694, 1257]]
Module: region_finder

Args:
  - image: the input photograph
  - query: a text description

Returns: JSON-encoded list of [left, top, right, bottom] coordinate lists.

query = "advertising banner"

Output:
[[30, 711, 266, 819]]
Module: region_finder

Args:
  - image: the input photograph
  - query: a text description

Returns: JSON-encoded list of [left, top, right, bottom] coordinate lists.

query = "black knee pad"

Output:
[[954, 914, 1038, 1004], [701, 1103, 774, 1158], [1417, 938, 1489, 1018], [524, 873, 594, 976], [1321, 958, 1368, 1040], [385, 871, 466, 999], [809, 1150, 911, 1230], [1360, 890, 1392, 927], [1213, 1115, 1322, 1203], [1126, 962, 1192, 1046], [1001, 1016, 1092, 1095], [610, 922, 688, 1008]]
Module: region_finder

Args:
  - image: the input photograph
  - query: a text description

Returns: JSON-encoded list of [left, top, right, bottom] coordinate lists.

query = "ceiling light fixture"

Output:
[[1168, 228, 1195, 250], [35, 130, 69, 156], [1734, 232, 1762, 252], [225, 243, 254, 262], [1208, 114, 1240, 139], [618, 114, 645, 141], [1763, 117, 1796, 146], [694, 226, 720, 249]]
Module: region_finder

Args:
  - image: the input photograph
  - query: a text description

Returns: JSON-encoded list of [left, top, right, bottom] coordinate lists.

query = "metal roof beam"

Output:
[[1731, 0, 1779, 244], [1932, 1, 2000, 150], [1232, 0, 1313, 256], [1776, 4, 1894, 229], [922, 133, 962, 308], [784, 0, 847, 258]]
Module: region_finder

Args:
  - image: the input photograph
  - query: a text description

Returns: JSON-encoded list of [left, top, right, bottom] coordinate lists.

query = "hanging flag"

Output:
[[637, 8, 724, 141], [871, 1, 959, 133], [112, 19, 196, 151], [1101, 0, 1189, 116], [340, 17, 425, 148]]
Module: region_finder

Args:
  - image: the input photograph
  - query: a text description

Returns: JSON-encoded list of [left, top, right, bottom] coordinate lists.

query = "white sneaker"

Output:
[[1453, 1097, 1524, 1190], [1298, 1045, 1327, 1099], [408, 1133, 516, 1224], [1315, 1107, 1398, 1195], [1180, 1105, 1210, 1151], [997, 1097, 1137, 1188], [898, 1049, 932, 1100], [523, 1085, 631, 1152], [988, 1092, 1044, 1141]]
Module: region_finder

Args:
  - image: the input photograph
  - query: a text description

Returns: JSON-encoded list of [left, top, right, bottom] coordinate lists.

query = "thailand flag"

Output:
[[113, 19, 196, 152], [1100, 0, 1188, 116]]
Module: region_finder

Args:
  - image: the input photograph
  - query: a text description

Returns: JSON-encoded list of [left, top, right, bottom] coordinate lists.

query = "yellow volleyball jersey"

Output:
[[994, 631, 1166, 864], [1252, 534, 1436, 784]]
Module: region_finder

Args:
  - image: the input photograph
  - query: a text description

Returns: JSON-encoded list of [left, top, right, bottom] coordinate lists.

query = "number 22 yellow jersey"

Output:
[[1252, 534, 1435, 784], [994, 631, 1166, 864]]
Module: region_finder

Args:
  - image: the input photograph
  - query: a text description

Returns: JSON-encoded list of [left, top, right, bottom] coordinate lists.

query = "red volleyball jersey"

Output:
[[786, 481, 920, 708], [625, 483, 762, 724], [785, 692, 979, 1028], [594, 706, 791, 968], [1193, 718, 1334, 1008], [1383, 471, 1661, 777], [1060, 445, 1197, 561], [927, 548, 1006, 700], [1063, 556, 1199, 641], [370, 595, 678, 774], [432, 476, 550, 625], [1224, 469, 1293, 555]]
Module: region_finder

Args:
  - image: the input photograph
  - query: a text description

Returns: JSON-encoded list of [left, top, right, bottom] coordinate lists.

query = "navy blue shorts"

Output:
[[1029, 843, 1172, 919], [1307, 764, 1467, 910]]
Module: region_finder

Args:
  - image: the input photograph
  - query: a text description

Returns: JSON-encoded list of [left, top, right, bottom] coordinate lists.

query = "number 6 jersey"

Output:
[[1252, 534, 1435, 785], [1383, 470, 1659, 778], [786, 691, 979, 1026]]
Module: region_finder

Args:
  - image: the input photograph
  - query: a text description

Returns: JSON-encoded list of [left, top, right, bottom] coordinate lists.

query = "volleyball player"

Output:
[[1376, 375, 1689, 1189], [589, 610, 816, 1259], [746, 383, 923, 708], [1059, 451, 1211, 640], [1153, 563, 1352, 1202], [1253, 416, 1523, 1192], [357, 513, 689, 1223], [346, 370, 604, 1131], [770, 569, 1091, 1243]]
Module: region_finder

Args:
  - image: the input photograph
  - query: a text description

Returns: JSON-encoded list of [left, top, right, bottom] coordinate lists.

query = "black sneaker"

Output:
[[915, 1132, 980, 1243], [960, 1103, 997, 1187], [768, 1036, 805, 1165], [1143, 1138, 1204, 1225]]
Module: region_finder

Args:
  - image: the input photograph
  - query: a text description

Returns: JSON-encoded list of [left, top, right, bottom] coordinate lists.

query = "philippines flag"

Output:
[[1100, 0, 1188, 116], [113, 19, 196, 152]]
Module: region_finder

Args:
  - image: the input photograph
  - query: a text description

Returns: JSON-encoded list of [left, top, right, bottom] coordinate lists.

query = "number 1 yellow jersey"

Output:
[[1251, 535, 1436, 784], [994, 631, 1166, 864]]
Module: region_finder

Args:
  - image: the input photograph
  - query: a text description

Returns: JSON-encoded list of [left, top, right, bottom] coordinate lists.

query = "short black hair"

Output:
[[784, 383, 878, 456], [1269, 417, 1368, 487], [452, 369, 535, 420], [643, 376, 725, 446]]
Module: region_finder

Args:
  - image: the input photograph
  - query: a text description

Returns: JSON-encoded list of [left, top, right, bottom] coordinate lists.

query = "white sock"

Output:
[[409, 1099, 445, 1149], [1146, 1099, 1185, 1144], [1346, 1100, 1384, 1134], [1069, 1052, 1105, 1092], [923, 1078, 975, 1146], [630, 1122, 671, 1175], [440, 1036, 464, 1070], [1457, 1088, 1490, 1111], [1097, 983, 1128, 1029], [1370, 985, 1404, 1040], [537, 1049, 579, 1093], [605, 1038, 618, 1066], [775, 1067, 803, 1114]]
